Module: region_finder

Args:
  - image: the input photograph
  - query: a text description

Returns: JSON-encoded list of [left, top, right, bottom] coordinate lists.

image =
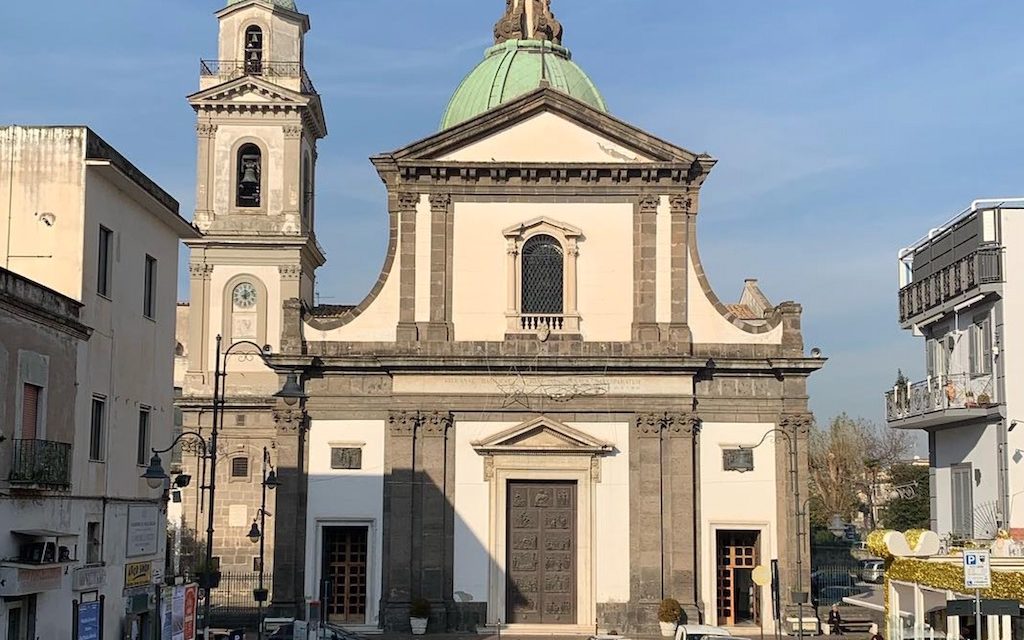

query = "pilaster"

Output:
[[775, 413, 813, 617], [666, 194, 693, 345], [270, 403, 309, 619], [633, 196, 660, 341], [663, 412, 699, 616], [282, 124, 303, 230], [426, 194, 453, 341], [186, 261, 214, 380], [627, 413, 665, 632], [194, 122, 217, 230], [397, 193, 419, 342]]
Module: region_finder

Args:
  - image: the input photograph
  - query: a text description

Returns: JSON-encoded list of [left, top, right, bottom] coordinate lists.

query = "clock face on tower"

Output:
[[233, 282, 257, 309]]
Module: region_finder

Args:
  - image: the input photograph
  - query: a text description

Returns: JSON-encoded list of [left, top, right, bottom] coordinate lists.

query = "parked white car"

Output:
[[674, 624, 733, 640]]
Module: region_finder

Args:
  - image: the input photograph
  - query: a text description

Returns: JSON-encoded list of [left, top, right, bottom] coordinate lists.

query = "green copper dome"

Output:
[[440, 39, 607, 131], [227, 0, 297, 11]]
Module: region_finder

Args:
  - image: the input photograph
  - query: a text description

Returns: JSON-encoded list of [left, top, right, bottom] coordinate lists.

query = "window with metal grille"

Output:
[[89, 397, 105, 461], [21, 383, 41, 440], [521, 235, 564, 314], [231, 457, 249, 478]]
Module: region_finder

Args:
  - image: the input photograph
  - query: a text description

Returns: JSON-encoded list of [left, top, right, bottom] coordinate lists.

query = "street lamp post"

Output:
[[146, 334, 305, 639], [248, 446, 280, 640], [740, 428, 807, 640]]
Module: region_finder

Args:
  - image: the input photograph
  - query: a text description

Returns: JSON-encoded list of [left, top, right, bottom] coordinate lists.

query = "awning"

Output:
[[844, 590, 886, 613], [10, 529, 78, 537]]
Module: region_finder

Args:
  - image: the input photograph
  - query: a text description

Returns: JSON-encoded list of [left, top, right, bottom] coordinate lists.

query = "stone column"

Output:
[[382, 411, 417, 629], [627, 413, 665, 632], [666, 194, 693, 346], [775, 414, 813, 619], [282, 124, 303, 227], [633, 196, 660, 341], [663, 413, 699, 619], [426, 194, 452, 341], [186, 262, 214, 381], [270, 404, 309, 619], [396, 193, 419, 341]]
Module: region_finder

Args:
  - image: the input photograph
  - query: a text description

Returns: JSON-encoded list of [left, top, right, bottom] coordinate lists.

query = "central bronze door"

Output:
[[507, 481, 577, 624]]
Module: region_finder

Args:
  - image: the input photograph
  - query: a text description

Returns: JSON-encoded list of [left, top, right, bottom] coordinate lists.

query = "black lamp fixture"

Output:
[[273, 373, 307, 406], [247, 522, 261, 545], [263, 469, 281, 489], [142, 453, 170, 490]]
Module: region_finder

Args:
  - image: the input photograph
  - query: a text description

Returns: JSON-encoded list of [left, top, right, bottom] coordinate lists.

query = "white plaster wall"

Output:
[[933, 422, 1001, 538], [656, 196, 672, 324], [688, 255, 783, 345], [699, 422, 779, 627], [207, 264, 283, 374], [452, 202, 633, 342], [305, 419, 386, 626], [76, 170, 181, 500], [213, 125, 285, 215], [452, 421, 630, 605], [415, 194, 432, 323], [999, 211, 1024, 529], [0, 126, 87, 300], [438, 112, 653, 163], [306, 250, 400, 342]]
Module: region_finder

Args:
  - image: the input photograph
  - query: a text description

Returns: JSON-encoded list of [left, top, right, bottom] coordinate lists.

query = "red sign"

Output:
[[183, 585, 197, 640]]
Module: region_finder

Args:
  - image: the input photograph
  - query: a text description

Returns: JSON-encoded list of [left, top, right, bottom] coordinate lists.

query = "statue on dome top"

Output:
[[493, 0, 563, 46]]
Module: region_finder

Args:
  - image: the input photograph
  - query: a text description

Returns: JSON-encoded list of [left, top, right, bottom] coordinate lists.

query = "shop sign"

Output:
[[124, 560, 152, 589], [0, 565, 63, 596], [77, 600, 102, 640], [126, 505, 159, 557], [73, 566, 107, 591]]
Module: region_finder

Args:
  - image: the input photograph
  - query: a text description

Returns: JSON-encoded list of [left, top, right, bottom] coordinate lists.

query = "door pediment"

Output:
[[471, 417, 613, 456]]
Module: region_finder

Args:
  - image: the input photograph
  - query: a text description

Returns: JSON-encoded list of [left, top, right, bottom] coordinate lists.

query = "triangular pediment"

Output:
[[188, 76, 308, 107], [472, 417, 613, 455], [376, 87, 709, 166]]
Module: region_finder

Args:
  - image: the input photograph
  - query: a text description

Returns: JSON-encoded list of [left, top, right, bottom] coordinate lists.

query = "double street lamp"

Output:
[[141, 334, 306, 639], [247, 446, 280, 640]]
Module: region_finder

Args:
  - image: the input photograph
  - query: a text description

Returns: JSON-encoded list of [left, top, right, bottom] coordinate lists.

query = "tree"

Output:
[[808, 414, 911, 531], [879, 463, 930, 530]]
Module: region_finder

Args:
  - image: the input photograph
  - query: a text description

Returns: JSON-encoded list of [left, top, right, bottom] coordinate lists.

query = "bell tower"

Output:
[[184, 0, 327, 391], [177, 0, 326, 619]]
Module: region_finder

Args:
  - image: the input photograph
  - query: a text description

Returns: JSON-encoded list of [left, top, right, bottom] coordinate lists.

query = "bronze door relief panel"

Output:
[[507, 481, 577, 624]]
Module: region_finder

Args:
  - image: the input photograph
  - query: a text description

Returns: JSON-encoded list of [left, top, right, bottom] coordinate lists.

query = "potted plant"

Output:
[[965, 391, 977, 408], [977, 392, 991, 406], [658, 598, 682, 637], [410, 598, 431, 635]]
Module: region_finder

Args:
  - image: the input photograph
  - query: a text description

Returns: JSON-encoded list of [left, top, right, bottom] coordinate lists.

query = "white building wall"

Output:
[[451, 202, 634, 342], [452, 421, 631, 606], [305, 420, 386, 627], [999, 211, 1024, 530], [699, 422, 779, 628], [932, 423, 1001, 538]]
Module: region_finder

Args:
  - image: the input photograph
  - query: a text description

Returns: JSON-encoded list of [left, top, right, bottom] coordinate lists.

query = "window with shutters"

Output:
[[969, 318, 992, 376], [20, 383, 41, 440], [951, 464, 974, 538], [137, 409, 151, 466], [231, 456, 250, 479], [89, 397, 106, 461]]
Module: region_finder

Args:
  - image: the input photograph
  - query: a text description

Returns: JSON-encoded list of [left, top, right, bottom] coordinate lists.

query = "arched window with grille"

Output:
[[244, 26, 263, 75], [236, 144, 262, 208], [521, 235, 564, 315]]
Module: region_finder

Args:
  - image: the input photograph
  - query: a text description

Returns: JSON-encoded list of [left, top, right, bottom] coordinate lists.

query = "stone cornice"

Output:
[[386, 161, 707, 188]]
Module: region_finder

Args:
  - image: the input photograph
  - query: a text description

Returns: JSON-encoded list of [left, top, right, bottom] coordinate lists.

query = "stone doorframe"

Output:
[[472, 417, 613, 631]]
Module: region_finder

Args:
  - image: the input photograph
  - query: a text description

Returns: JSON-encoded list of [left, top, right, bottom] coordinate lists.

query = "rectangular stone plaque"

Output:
[[331, 447, 362, 470], [723, 448, 754, 472]]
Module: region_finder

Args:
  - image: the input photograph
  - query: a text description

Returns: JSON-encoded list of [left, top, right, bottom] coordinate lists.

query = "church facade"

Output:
[[177, 0, 824, 634]]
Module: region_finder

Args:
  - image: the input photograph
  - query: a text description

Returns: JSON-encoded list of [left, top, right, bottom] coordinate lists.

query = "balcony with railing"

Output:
[[898, 247, 1002, 325], [8, 439, 72, 489], [199, 59, 317, 95], [884, 373, 998, 427]]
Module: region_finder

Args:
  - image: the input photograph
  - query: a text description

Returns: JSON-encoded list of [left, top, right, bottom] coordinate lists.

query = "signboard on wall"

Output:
[[76, 599, 102, 640], [161, 583, 198, 640], [124, 561, 152, 589], [126, 505, 160, 557]]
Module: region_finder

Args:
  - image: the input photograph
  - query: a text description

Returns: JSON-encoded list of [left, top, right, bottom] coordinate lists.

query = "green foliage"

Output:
[[658, 598, 682, 623], [410, 598, 431, 619], [879, 463, 930, 530]]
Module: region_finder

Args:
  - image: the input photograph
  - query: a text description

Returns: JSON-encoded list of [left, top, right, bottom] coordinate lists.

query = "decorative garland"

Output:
[[887, 558, 1024, 600]]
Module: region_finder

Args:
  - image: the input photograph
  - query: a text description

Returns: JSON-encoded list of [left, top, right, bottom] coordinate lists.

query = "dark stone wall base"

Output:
[[383, 600, 460, 633], [450, 601, 487, 632], [598, 601, 702, 635]]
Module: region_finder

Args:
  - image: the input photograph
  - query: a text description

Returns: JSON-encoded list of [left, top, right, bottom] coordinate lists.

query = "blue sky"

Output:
[[4, 1, 1024, 428]]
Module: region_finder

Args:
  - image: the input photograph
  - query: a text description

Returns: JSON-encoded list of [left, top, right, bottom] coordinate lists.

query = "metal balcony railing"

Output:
[[8, 439, 72, 488], [898, 247, 1002, 323], [199, 60, 317, 95], [884, 372, 995, 422]]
